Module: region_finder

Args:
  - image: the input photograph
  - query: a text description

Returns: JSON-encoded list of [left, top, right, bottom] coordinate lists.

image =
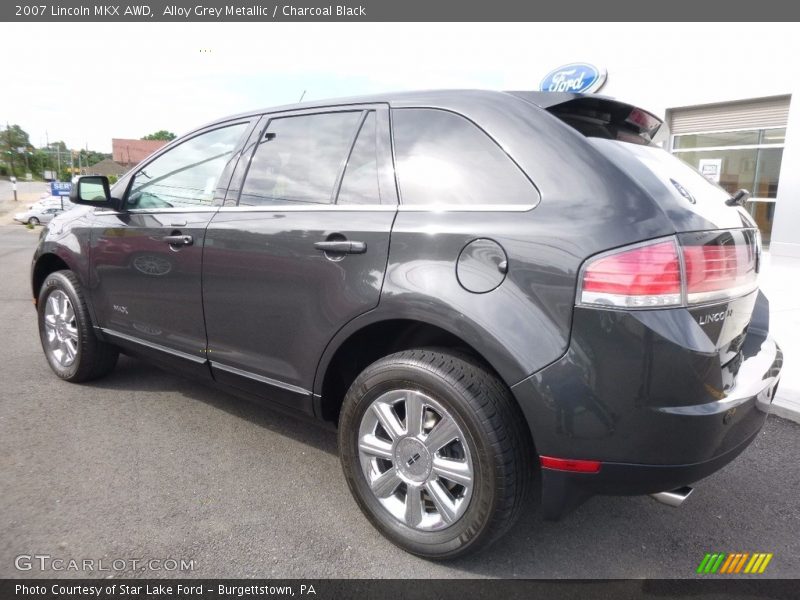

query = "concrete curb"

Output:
[[772, 395, 800, 425]]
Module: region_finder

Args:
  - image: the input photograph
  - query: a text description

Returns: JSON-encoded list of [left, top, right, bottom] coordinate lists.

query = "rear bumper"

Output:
[[511, 290, 782, 518], [538, 427, 764, 519]]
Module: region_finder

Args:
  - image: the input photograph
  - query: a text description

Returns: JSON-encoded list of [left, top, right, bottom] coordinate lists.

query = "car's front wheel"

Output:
[[338, 349, 534, 559], [38, 270, 119, 382]]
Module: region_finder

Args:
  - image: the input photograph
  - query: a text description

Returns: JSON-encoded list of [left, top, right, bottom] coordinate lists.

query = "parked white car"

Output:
[[28, 196, 74, 211], [14, 206, 64, 226]]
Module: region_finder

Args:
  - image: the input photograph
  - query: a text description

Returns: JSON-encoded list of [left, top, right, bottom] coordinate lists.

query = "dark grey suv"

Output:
[[32, 90, 782, 559]]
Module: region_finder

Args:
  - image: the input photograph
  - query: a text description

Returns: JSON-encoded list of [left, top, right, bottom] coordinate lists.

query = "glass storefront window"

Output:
[[761, 128, 786, 144], [754, 147, 783, 198], [672, 147, 783, 198], [672, 126, 785, 247], [747, 201, 777, 244], [672, 148, 758, 194], [673, 129, 760, 149]]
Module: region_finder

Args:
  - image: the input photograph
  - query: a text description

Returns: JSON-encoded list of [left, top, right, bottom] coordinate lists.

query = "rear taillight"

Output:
[[579, 240, 682, 308], [578, 231, 759, 309], [683, 238, 758, 305]]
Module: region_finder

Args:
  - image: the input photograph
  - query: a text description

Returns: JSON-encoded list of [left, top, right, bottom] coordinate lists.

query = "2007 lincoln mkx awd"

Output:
[[31, 90, 783, 558]]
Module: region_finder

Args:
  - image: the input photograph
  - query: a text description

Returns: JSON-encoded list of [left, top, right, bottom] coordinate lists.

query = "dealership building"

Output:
[[538, 64, 798, 257]]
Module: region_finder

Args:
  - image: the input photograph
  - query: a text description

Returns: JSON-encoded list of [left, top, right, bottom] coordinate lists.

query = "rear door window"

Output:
[[391, 108, 538, 207], [337, 112, 381, 205], [240, 111, 362, 206]]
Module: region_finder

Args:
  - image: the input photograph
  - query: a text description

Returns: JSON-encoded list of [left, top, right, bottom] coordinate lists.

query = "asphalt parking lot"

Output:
[[1, 223, 798, 579]]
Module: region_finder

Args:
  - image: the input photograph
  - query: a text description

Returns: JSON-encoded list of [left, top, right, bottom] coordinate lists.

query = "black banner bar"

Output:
[[2, 579, 799, 600], [3, 0, 800, 22]]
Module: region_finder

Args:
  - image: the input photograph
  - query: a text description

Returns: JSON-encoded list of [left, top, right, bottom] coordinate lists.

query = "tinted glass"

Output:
[[392, 109, 536, 206], [127, 124, 246, 209], [240, 111, 362, 206], [337, 112, 380, 205]]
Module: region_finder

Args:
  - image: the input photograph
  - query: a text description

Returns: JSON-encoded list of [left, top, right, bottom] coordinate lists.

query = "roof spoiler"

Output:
[[508, 91, 663, 144]]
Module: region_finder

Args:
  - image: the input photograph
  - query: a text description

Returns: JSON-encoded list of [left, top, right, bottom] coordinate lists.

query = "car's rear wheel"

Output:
[[338, 348, 534, 559], [38, 270, 119, 382], [28, 217, 40, 226]]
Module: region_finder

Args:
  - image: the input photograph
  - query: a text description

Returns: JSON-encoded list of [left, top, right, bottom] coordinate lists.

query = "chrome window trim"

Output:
[[217, 203, 534, 213], [94, 206, 221, 216], [218, 204, 396, 212], [127, 206, 220, 214], [398, 204, 535, 212]]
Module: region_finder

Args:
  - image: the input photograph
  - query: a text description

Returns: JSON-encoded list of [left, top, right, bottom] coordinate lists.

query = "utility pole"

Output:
[[5, 122, 15, 176]]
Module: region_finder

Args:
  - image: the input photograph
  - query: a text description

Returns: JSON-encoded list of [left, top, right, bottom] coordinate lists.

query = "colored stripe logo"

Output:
[[696, 552, 773, 574]]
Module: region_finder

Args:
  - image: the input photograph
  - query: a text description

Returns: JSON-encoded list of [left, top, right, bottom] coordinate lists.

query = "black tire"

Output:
[[338, 348, 534, 559], [28, 217, 40, 226], [37, 270, 119, 382]]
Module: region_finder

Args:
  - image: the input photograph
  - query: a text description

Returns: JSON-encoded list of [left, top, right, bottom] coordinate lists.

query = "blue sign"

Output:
[[540, 63, 607, 94], [50, 181, 72, 197]]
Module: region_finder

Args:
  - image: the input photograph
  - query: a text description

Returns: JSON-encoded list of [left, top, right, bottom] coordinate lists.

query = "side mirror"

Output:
[[69, 176, 120, 210]]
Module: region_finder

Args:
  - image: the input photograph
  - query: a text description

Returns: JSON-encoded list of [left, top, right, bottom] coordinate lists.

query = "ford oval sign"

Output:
[[540, 63, 607, 93]]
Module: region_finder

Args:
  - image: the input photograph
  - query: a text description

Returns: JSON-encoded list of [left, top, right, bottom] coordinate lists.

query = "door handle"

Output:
[[314, 240, 367, 254], [163, 234, 193, 246]]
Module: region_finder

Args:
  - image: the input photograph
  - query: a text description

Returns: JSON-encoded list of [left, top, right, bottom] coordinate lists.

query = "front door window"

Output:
[[127, 123, 248, 209]]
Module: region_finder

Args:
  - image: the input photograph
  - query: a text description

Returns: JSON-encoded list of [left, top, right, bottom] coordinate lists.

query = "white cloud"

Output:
[[0, 22, 797, 152]]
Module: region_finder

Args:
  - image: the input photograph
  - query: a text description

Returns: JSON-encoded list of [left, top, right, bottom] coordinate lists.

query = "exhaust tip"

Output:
[[650, 486, 694, 508]]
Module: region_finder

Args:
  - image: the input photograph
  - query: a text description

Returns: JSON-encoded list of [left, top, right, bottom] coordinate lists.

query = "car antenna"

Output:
[[298, 90, 307, 102]]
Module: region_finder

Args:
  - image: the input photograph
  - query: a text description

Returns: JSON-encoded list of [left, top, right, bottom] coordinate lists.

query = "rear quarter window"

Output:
[[392, 108, 538, 207]]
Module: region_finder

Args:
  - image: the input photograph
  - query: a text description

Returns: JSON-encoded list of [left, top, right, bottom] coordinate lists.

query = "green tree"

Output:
[[141, 130, 176, 141], [85, 151, 112, 166], [1, 124, 33, 177]]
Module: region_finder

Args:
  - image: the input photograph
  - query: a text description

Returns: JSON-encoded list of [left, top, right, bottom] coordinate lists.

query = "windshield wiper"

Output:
[[726, 189, 751, 207]]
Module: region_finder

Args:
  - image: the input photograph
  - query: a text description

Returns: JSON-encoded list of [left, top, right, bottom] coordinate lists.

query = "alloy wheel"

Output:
[[43, 290, 79, 367], [357, 389, 474, 531]]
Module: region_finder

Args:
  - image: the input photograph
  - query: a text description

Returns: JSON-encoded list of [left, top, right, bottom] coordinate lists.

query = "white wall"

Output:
[[770, 96, 800, 257]]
